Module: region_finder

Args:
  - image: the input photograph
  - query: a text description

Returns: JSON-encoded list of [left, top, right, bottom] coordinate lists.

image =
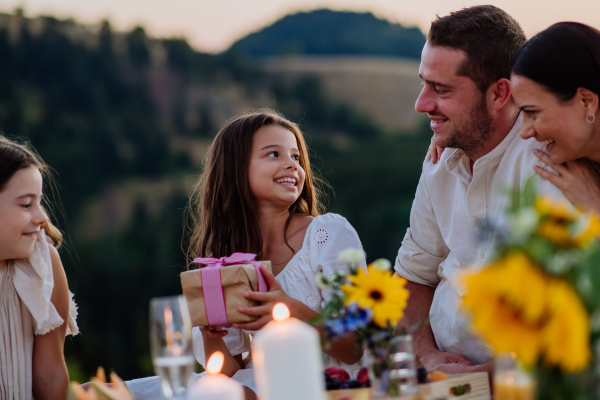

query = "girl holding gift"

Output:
[[191, 109, 366, 397], [0, 136, 79, 400]]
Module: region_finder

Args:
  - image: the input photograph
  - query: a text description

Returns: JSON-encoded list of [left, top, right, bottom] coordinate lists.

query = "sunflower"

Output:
[[542, 280, 591, 373], [462, 251, 548, 367], [534, 196, 600, 248], [342, 266, 409, 328], [462, 250, 590, 371], [572, 213, 600, 248]]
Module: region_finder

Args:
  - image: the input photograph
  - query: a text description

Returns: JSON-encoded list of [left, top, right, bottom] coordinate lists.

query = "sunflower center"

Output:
[[498, 296, 550, 329], [547, 215, 572, 226], [370, 290, 383, 300]]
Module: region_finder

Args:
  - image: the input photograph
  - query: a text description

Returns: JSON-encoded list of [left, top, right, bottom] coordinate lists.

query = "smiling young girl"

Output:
[[189, 109, 366, 396], [0, 136, 78, 400]]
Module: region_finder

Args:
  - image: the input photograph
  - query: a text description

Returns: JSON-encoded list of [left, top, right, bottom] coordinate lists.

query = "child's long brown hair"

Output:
[[0, 135, 63, 247], [187, 109, 324, 264]]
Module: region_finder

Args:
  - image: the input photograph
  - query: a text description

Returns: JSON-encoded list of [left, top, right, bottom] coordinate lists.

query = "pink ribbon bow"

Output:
[[192, 253, 267, 327]]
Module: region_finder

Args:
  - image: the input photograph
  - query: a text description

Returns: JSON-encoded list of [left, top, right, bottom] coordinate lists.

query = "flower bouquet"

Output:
[[461, 184, 600, 399], [313, 248, 412, 397]]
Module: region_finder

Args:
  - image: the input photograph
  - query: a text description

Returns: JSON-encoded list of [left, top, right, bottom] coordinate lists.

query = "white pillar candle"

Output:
[[187, 352, 244, 400], [253, 303, 325, 400]]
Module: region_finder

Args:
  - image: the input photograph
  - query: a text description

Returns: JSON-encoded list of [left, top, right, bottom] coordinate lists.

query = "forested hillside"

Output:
[[0, 9, 431, 379], [230, 9, 426, 59]]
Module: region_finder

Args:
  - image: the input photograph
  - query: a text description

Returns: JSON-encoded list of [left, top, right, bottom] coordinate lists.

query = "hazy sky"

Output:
[[2, 0, 600, 53]]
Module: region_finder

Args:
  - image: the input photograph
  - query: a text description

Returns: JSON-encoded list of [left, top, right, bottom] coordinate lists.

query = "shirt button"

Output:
[[479, 250, 485, 259], [475, 219, 481, 226]]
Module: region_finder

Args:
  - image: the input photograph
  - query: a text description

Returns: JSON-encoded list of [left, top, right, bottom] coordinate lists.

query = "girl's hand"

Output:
[[233, 265, 297, 331], [200, 326, 228, 340], [533, 149, 600, 214], [428, 136, 444, 164]]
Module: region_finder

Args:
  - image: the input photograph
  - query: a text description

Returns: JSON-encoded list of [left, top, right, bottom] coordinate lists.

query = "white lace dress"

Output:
[[126, 213, 367, 399], [0, 230, 79, 400]]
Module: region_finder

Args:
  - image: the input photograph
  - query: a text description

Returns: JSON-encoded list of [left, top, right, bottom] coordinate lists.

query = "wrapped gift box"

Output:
[[181, 255, 272, 327]]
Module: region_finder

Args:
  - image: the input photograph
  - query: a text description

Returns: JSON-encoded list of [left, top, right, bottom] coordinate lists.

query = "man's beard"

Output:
[[437, 94, 495, 154]]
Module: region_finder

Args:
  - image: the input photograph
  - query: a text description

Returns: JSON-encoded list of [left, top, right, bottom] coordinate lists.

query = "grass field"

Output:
[[263, 56, 423, 133]]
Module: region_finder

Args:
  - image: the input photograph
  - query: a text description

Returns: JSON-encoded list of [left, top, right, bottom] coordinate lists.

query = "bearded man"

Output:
[[394, 5, 562, 376]]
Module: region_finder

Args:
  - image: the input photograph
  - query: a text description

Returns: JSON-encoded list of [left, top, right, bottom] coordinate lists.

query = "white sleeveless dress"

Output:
[[0, 230, 79, 400], [126, 213, 367, 399]]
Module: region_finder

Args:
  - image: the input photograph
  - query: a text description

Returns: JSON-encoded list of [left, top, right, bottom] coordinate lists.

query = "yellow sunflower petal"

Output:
[[342, 266, 409, 327]]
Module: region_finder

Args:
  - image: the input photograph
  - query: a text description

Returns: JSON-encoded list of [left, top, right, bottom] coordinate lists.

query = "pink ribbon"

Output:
[[192, 253, 267, 327]]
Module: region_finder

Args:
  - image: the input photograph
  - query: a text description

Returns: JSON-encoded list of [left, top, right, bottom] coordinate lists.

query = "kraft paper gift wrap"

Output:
[[180, 254, 272, 327]]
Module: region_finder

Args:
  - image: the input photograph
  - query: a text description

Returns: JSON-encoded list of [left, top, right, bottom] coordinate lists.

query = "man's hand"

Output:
[[419, 349, 474, 370]]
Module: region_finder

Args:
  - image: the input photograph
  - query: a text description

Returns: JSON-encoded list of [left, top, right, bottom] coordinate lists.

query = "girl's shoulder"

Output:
[[304, 213, 361, 249], [307, 213, 354, 232]]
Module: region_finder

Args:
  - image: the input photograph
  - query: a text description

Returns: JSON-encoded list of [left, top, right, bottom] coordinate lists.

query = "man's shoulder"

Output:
[[500, 134, 542, 173], [421, 148, 458, 178]]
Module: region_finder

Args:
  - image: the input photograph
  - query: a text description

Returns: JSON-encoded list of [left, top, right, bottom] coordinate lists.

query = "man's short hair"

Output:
[[428, 5, 526, 93]]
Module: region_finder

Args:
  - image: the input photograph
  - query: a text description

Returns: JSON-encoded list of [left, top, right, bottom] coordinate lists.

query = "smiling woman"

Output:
[[0, 135, 78, 400], [511, 22, 600, 214]]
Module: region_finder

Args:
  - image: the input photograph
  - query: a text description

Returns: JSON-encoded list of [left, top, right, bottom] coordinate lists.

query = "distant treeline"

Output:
[[0, 10, 430, 380], [231, 9, 426, 59]]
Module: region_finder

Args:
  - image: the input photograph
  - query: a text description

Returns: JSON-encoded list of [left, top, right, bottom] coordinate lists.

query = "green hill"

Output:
[[229, 9, 426, 59]]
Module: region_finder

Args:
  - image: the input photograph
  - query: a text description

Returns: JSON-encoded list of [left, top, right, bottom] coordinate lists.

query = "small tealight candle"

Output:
[[253, 303, 325, 400], [187, 351, 244, 400], [494, 353, 536, 400]]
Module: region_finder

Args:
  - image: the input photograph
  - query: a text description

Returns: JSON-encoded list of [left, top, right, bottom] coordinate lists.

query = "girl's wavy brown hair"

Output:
[[187, 109, 324, 264], [0, 135, 63, 248]]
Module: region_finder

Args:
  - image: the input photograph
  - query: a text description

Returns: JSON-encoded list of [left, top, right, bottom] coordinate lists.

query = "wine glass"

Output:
[[149, 295, 194, 399]]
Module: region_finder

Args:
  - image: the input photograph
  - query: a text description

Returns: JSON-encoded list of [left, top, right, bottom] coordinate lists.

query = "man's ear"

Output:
[[488, 78, 512, 111], [578, 87, 599, 115]]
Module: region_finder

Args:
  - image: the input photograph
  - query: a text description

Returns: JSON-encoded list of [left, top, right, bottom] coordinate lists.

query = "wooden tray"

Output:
[[326, 372, 491, 400], [419, 372, 490, 400]]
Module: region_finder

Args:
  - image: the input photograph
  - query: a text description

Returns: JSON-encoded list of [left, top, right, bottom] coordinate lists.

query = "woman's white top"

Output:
[[0, 230, 79, 400], [192, 213, 366, 377]]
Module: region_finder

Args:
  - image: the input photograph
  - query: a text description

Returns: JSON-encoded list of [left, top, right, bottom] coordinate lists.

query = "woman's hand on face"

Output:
[[533, 149, 600, 214], [232, 265, 295, 331], [428, 136, 444, 164], [200, 326, 228, 340]]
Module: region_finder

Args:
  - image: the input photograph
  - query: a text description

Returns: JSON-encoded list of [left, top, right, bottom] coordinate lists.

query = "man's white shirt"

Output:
[[394, 115, 564, 364]]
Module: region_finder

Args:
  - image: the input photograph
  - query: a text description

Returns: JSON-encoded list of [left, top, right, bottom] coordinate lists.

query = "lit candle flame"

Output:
[[164, 307, 174, 352], [273, 303, 290, 321], [207, 351, 225, 375], [164, 307, 173, 325]]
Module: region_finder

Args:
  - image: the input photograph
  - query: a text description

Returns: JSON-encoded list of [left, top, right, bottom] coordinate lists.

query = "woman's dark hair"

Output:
[[186, 109, 324, 264], [0, 135, 63, 247], [513, 22, 600, 101]]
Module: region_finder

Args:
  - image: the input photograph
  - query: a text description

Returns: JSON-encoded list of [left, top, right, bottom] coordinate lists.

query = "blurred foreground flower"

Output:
[[462, 250, 590, 372], [337, 247, 366, 264], [535, 196, 600, 248], [462, 187, 600, 399]]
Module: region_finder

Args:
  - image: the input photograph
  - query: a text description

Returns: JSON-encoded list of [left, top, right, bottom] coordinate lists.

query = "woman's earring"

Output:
[[586, 113, 596, 124]]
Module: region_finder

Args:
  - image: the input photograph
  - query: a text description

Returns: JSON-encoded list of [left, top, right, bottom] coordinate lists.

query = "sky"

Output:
[[1, 0, 600, 53]]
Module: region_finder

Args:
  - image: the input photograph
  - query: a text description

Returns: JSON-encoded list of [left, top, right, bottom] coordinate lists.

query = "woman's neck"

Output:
[[589, 124, 600, 164], [0, 260, 8, 269]]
